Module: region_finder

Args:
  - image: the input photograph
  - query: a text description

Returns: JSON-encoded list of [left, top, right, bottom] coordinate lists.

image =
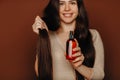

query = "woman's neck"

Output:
[[57, 21, 76, 33]]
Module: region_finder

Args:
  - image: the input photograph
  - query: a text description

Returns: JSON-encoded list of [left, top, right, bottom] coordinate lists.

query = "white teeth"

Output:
[[63, 13, 72, 17]]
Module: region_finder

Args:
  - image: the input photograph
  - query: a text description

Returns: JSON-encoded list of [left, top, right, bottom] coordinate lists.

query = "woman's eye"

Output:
[[70, 2, 77, 5], [59, 2, 64, 6]]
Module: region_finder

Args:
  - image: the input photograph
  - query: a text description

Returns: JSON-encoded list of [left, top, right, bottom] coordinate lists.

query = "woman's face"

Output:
[[59, 0, 78, 24]]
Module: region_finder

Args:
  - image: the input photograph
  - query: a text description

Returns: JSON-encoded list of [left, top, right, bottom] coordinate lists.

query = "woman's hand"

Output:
[[69, 39, 94, 80], [32, 16, 48, 34], [70, 39, 85, 68]]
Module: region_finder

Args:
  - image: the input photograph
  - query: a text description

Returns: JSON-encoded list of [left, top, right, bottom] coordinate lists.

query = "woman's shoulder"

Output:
[[89, 29, 99, 34], [89, 29, 102, 42]]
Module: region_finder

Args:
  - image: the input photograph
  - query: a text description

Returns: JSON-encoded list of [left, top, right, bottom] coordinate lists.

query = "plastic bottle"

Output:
[[66, 31, 77, 60]]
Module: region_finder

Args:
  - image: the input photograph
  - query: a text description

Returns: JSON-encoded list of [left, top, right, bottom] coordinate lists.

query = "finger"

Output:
[[34, 20, 45, 29], [35, 19, 43, 25], [72, 57, 81, 63], [35, 16, 40, 22], [32, 24, 39, 34], [72, 56, 84, 64], [32, 22, 40, 32], [35, 21, 40, 26], [78, 54, 84, 61], [35, 16, 44, 24], [33, 22, 41, 30], [32, 23, 35, 29], [74, 39, 79, 47], [72, 54, 84, 63], [32, 23, 38, 31], [72, 61, 82, 68], [36, 19, 48, 31], [73, 47, 81, 52], [72, 51, 82, 57]]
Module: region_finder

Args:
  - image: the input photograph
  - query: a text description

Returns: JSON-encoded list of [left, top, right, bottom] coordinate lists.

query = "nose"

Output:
[[64, 3, 70, 11]]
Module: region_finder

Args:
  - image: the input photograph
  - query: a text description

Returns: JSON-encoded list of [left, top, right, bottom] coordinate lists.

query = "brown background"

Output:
[[0, 0, 120, 80]]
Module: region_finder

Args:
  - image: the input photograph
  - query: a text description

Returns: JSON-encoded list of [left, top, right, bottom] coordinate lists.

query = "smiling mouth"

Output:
[[63, 13, 73, 17]]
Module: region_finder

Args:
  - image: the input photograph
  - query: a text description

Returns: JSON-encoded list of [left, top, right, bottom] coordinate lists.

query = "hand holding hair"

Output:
[[32, 16, 48, 34]]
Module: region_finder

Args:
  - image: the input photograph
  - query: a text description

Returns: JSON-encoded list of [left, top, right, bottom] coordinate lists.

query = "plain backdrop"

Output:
[[0, 0, 120, 80]]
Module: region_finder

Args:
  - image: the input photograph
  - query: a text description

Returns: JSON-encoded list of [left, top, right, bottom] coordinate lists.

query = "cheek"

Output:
[[76, 11, 78, 16], [74, 8, 78, 16], [75, 7, 78, 13], [59, 6, 64, 12], [72, 6, 78, 13], [59, 11, 62, 17], [59, 13, 63, 20], [59, 9, 63, 16]]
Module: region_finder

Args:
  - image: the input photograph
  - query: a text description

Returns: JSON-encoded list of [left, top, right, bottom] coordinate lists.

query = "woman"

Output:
[[32, 0, 105, 80]]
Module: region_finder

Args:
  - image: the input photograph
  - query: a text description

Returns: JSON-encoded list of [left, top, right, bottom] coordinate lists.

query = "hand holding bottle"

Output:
[[66, 31, 84, 68], [32, 16, 48, 34], [70, 40, 84, 68]]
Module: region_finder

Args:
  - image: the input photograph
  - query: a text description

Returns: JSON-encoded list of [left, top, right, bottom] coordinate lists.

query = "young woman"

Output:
[[32, 0, 105, 80]]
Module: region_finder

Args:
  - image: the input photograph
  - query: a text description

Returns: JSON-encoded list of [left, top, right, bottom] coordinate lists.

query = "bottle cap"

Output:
[[69, 31, 74, 39]]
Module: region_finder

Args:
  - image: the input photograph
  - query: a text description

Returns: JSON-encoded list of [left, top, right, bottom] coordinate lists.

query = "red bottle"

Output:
[[66, 31, 77, 60]]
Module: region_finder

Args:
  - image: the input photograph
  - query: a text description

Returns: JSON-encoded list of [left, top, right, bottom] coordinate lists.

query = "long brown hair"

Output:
[[36, 29, 53, 80]]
